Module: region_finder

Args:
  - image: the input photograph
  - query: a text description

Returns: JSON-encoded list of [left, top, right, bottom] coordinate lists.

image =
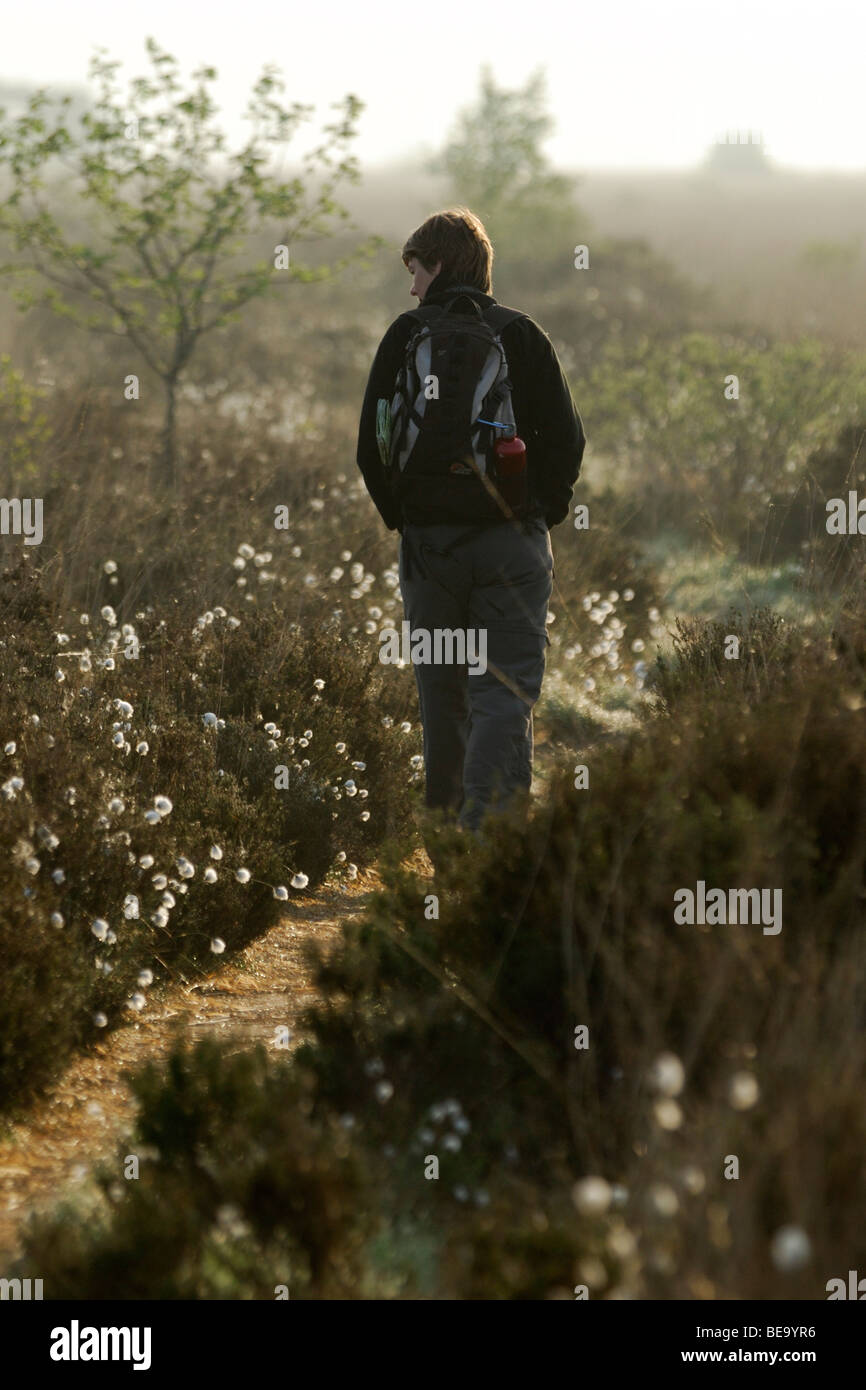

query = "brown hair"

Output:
[[401, 207, 494, 293]]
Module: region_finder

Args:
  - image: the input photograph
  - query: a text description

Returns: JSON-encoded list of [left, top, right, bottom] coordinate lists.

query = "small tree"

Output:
[[0, 39, 375, 488], [430, 64, 581, 255]]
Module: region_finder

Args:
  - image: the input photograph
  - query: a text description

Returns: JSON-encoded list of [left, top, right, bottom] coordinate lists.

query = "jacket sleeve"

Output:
[[356, 317, 411, 532], [521, 321, 586, 528]]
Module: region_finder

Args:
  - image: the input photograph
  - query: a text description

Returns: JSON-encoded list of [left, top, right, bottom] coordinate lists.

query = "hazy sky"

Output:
[[4, 0, 865, 172]]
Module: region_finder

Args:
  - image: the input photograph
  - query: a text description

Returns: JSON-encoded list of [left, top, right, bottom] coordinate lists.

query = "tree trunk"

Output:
[[159, 376, 179, 493]]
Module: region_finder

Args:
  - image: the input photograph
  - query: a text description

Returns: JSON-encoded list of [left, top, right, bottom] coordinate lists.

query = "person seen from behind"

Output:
[[356, 207, 586, 858]]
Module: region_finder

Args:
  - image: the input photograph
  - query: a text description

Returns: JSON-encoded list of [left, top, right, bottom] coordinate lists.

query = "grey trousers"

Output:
[[398, 516, 554, 832]]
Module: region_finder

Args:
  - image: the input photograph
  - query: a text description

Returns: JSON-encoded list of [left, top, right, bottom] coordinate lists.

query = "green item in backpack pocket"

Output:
[[376, 398, 392, 469]]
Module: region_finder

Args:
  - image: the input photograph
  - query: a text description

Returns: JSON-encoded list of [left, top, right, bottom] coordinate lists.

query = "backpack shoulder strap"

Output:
[[481, 305, 525, 333], [396, 305, 445, 334], [396, 306, 430, 325]]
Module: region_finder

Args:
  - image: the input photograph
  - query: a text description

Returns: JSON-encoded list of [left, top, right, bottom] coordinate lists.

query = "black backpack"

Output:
[[385, 287, 525, 524]]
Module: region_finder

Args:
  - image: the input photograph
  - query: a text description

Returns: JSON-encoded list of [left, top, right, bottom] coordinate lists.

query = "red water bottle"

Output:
[[494, 431, 528, 517]]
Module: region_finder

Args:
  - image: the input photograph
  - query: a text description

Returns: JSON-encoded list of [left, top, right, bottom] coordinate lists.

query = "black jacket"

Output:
[[356, 272, 586, 531]]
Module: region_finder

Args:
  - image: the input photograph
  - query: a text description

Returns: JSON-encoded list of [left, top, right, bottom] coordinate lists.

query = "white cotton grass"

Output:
[[606, 1226, 637, 1261], [210, 937, 226, 954], [680, 1165, 706, 1195], [91, 918, 109, 941], [653, 1097, 683, 1131], [235, 867, 251, 884], [647, 1052, 685, 1097], [577, 1256, 607, 1291], [572, 1176, 612, 1216], [273, 885, 289, 900], [291, 873, 309, 890], [770, 1226, 811, 1272], [728, 1071, 760, 1110], [648, 1183, 679, 1218]]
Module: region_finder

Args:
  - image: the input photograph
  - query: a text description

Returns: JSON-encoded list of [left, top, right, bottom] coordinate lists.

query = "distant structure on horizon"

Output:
[[703, 129, 772, 175]]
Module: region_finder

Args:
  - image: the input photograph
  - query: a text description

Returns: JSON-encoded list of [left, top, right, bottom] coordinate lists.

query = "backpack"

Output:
[[385, 287, 525, 524]]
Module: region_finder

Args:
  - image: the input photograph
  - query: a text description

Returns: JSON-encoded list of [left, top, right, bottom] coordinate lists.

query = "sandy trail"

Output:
[[0, 877, 380, 1268]]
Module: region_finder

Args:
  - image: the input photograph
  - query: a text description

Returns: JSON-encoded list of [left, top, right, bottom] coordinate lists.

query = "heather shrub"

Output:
[[15, 1040, 374, 1300], [792, 422, 866, 588], [0, 551, 419, 1112], [650, 607, 810, 710], [585, 333, 866, 560], [649, 601, 866, 713]]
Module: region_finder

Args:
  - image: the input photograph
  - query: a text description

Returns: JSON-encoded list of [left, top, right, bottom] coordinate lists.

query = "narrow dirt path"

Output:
[[0, 875, 384, 1268]]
